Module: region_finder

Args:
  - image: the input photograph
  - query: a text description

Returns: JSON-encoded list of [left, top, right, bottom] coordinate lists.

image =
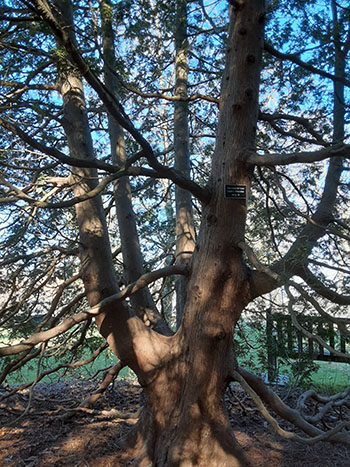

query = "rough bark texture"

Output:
[[3, 1, 349, 465], [174, 0, 195, 329], [100, 0, 170, 335], [51, 1, 266, 464], [124, 2, 265, 465], [55, 0, 159, 372]]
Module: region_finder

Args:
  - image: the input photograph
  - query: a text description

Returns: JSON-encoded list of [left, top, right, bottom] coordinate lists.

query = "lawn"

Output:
[[1, 324, 349, 394]]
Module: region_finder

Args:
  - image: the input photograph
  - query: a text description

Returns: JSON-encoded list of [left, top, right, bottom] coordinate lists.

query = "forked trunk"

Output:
[[54, 0, 264, 464], [124, 1, 265, 464], [129, 351, 246, 466], [127, 283, 250, 466]]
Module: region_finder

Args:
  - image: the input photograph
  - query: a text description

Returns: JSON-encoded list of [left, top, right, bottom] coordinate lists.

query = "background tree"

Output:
[[0, 0, 350, 465]]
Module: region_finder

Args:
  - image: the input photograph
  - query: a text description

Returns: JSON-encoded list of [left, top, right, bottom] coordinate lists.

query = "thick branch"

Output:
[[0, 264, 188, 356], [233, 370, 349, 444], [297, 266, 350, 305], [297, 388, 350, 424], [247, 144, 350, 167]]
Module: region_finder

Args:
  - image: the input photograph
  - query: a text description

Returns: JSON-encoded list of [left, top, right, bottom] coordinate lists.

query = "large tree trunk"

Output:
[[55, 0, 153, 367], [125, 1, 265, 465], [174, 0, 195, 329], [50, 0, 264, 464], [100, 0, 170, 335]]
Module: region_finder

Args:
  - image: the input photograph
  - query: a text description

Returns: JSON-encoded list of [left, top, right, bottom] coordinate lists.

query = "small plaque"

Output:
[[224, 184, 247, 200]]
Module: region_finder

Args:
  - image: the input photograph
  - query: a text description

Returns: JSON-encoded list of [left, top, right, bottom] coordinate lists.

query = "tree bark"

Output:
[[55, 0, 161, 372], [125, 2, 265, 464], [100, 0, 170, 335], [174, 0, 195, 329]]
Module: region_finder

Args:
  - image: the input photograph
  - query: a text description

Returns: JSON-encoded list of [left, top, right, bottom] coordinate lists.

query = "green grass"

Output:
[[310, 361, 350, 393], [1, 324, 349, 394], [0, 326, 133, 386], [235, 324, 350, 394], [0, 350, 134, 386], [1, 349, 132, 386]]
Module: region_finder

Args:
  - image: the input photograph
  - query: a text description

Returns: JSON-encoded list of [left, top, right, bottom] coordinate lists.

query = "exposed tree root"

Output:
[[79, 361, 126, 408], [297, 387, 350, 423], [236, 367, 350, 445]]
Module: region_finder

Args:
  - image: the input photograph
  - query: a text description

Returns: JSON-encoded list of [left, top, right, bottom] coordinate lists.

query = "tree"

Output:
[[1, 0, 350, 465]]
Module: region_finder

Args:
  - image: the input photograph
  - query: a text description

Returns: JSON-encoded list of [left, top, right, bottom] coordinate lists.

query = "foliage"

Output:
[[0, 1, 350, 457]]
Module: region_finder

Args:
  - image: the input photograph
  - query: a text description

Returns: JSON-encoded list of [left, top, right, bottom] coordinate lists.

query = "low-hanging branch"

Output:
[[289, 281, 350, 338], [79, 361, 126, 409], [0, 343, 109, 403], [286, 286, 350, 360], [296, 266, 350, 305], [0, 264, 188, 357], [233, 370, 350, 444], [297, 388, 350, 424], [237, 367, 350, 445]]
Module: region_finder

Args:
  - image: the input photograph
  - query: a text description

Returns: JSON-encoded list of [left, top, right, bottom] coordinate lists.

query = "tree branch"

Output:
[[286, 286, 350, 360], [264, 42, 350, 88], [0, 117, 119, 173], [79, 361, 126, 409], [247, 144, 350, 167], [233, 370, 350, 444], [296, 266, 350, 305], [259, 111, 327, 145], [1, 117, 210, 203], [23, 0, 210, 204], [0, 264, 188, 356]]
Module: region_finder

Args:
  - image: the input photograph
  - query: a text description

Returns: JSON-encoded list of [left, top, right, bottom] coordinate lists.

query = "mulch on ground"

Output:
[[1, 379, 349, 466]]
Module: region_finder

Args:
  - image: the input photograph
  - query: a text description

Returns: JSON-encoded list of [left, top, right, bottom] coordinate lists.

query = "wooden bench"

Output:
[[266, 312, 350, 364]]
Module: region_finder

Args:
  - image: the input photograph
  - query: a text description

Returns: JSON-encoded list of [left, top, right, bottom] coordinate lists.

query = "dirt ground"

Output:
[[1, 379, 349, 467]]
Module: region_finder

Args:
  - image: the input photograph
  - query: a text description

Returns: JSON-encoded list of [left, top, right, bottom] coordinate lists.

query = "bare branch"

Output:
[[286, 286, 350, 361], [233, 370, 350, 444], [247, 144, 350, 167], [0, 117, 119, 173], [0, 264, 188, 356], [297, 388, 350, 423], [0, 246, 78, 267], [265, 42, 350, 88], [119, 78, 219, 105], [259, 112, 327, 145], [0, 118, 210, 204], [79, 361, 126, 408], [289, 281, 350, 338], [296, 267, 350, 305]]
